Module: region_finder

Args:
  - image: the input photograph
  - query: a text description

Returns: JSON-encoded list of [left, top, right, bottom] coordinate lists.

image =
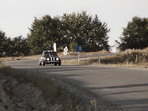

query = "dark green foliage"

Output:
[[10, 36, 30, 56], [27, 16, 62, 54], [28, 12, 110, 54], [0, 31, 8, 56], [0, 30, 30, 56], [117, 16, 148, 51], [0, 30, 13, 56], [61, 12, 110, 52]]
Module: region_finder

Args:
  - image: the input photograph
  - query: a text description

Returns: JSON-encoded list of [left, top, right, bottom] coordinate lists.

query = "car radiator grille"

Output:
[[50, 57, 56, 61]]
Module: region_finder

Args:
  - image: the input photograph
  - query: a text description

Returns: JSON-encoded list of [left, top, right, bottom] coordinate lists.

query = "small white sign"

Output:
[[53, 43, 57, 52], [63, 46, 68, 55]]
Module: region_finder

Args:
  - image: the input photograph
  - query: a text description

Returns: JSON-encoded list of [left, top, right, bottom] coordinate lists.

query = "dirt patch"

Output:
[[0, 73, 62, 111]]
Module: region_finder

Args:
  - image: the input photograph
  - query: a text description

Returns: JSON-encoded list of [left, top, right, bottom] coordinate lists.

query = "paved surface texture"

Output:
[[8, 59, 148, 111]]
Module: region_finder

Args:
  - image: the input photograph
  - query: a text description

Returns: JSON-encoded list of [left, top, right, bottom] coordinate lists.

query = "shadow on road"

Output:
[[85, 83, 148, 90]]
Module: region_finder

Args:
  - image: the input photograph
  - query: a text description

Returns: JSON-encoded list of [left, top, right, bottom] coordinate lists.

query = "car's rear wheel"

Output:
[[58, 61, 61, 66]]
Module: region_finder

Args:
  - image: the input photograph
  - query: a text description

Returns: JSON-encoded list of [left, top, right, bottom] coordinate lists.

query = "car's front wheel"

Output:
[[54, 63, 57, 66], [41, 60, 45, 66]]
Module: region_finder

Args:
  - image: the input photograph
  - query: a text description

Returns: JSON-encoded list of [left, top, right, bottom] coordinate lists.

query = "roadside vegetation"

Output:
[[66, 48, 148, 67], [100, 48, 148, 65], [116, 17, 148, 51]]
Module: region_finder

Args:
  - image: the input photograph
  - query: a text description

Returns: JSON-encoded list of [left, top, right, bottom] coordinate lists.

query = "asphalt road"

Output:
[[7, 59, 148, 111]]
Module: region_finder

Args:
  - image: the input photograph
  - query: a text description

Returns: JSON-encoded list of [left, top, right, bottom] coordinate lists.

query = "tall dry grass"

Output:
[[77, 48, 148, 67], [101, 48, 148, 64]]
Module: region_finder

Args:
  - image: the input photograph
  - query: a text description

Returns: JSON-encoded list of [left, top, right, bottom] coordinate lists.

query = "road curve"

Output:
[[8, 59, 148, 111]]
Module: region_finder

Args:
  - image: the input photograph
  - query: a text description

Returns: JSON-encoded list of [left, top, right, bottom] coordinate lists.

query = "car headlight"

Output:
[[47, 58, 49, 61], [56, 58, 59, 61]]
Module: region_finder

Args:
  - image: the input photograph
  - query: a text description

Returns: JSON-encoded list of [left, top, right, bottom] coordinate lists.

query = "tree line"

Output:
[[0, 32, 29, 57], [0, 12, 148, 57], [116, 16, 148, 50]]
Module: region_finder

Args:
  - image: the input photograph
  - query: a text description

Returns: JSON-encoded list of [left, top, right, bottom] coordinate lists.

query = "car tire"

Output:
[[38, 62, 41, 65], [58, 61, 61, 66], [41, 60, 45, 66], [54, 63, 57, 66]]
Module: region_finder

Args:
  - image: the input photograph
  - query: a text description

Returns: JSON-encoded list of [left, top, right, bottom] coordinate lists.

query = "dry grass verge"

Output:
[[98, 48, 148, 68], [101, 48, 148, 64], [0, 55, 40, 61], [67, 50, 109, 56], [62, 48, 148, 68]]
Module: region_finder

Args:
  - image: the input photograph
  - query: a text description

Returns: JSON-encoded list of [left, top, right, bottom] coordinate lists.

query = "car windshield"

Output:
[[43, 51, 57, 57]]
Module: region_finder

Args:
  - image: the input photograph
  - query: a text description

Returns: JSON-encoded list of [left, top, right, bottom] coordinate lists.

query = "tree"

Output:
[[28, 16, 62, 54], [0, 30, 8, 56], [61, 12, 110, 51], [11, 36, 30, 56], [61, 12, 89, 50], [0, 29, 30, 56], [27, 12, 110, 54], [86, 15, 110, 51], [117, 16, 148, 51]]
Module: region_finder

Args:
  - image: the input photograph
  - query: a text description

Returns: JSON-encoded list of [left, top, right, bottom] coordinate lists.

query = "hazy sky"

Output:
[[0, 0, 148, 50]]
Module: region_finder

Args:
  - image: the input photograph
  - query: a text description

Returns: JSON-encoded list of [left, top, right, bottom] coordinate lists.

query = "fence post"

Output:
[[135, 55, 138, 63], [127, 59, 129, 66], [98, 58, 101, 64]]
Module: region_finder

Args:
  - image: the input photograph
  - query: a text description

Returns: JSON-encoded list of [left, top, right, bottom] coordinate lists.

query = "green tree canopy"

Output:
[[117, 16, 148, 51], [27, 11, 110, 54], [61, 12, 110, 51], [27, 15, 62, 54], [0, 30, 7, 56], [11, 36, 30, 56], [0, 30, 29, 56]]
